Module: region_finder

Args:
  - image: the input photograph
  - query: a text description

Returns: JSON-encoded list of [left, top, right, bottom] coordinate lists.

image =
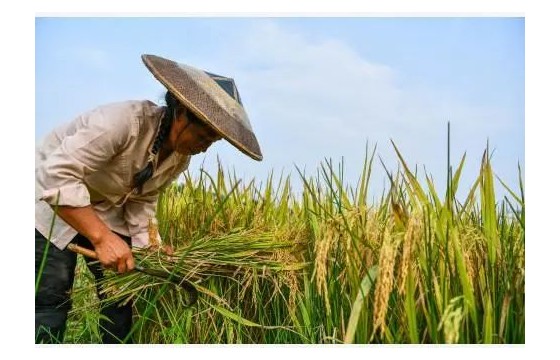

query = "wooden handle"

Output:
[[67, 243, 98, 259]]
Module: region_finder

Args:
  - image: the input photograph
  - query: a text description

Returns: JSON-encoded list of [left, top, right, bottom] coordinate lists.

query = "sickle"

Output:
[[67, 243, 198, 307]]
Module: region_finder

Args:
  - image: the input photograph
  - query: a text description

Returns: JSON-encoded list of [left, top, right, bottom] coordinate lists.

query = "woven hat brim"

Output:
[[142, 54, 262, 161]]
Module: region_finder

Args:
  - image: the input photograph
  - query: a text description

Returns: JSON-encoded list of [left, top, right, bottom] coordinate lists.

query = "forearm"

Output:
[[54, 205, 135, 273], [54, 205, 113, 247]]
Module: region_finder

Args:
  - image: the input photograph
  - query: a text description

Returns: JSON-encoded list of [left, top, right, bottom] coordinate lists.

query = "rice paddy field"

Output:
[[64, 141, 525, 344]]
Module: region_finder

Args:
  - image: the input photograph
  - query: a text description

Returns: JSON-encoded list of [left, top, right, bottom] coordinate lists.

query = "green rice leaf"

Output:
[[344, 265, 378, 344]]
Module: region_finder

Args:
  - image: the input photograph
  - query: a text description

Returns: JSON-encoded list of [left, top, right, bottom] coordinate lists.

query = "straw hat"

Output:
[[141, 54, 262, 161]]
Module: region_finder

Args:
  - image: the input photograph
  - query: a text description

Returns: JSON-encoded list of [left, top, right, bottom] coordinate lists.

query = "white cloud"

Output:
[[73, 47, 112, 71]]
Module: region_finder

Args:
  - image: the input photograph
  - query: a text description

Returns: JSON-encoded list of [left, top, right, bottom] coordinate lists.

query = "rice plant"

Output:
[[65, 139, 525, 344]]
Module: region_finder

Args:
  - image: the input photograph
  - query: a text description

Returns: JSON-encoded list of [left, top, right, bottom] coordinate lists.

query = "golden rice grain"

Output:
[[397, 209, 422, 294], [373, 220, 399, 334]]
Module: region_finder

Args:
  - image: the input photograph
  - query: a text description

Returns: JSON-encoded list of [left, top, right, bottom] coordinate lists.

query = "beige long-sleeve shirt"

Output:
[[35, 100, 190, 250]]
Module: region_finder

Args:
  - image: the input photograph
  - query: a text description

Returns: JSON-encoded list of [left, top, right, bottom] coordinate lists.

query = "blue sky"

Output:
[[35, 17, 524, 201]]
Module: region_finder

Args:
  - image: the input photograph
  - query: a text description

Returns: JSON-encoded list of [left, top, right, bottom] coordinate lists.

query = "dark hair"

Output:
[[132, 91, 182, 191]]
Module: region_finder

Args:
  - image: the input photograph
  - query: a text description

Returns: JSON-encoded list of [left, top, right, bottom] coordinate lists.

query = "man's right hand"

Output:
[[94, 232, 135, 273]]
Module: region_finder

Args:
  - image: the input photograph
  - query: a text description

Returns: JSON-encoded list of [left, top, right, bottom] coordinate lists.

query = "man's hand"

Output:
[[148, 244, 174, 260], [94, 232, 135, 273], [160, 244, 174, 256]]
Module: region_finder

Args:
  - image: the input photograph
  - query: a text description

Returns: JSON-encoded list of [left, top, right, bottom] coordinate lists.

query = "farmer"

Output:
[[35, 54, 262, 344]]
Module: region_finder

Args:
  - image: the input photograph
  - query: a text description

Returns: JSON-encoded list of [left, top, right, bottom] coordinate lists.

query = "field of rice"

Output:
[[64, 141, 525, 344]]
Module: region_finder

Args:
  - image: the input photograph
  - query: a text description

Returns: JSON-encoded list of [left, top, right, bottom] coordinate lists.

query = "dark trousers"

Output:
[[35, 229, 133, 344]]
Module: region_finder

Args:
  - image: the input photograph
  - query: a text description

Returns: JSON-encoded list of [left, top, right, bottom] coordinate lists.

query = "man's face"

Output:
[[170, 109, 222, 155]]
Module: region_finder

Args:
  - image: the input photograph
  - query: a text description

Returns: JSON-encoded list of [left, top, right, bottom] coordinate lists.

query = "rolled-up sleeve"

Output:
[[37, 106, 131, 207], [124, 190, 161, 248]]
